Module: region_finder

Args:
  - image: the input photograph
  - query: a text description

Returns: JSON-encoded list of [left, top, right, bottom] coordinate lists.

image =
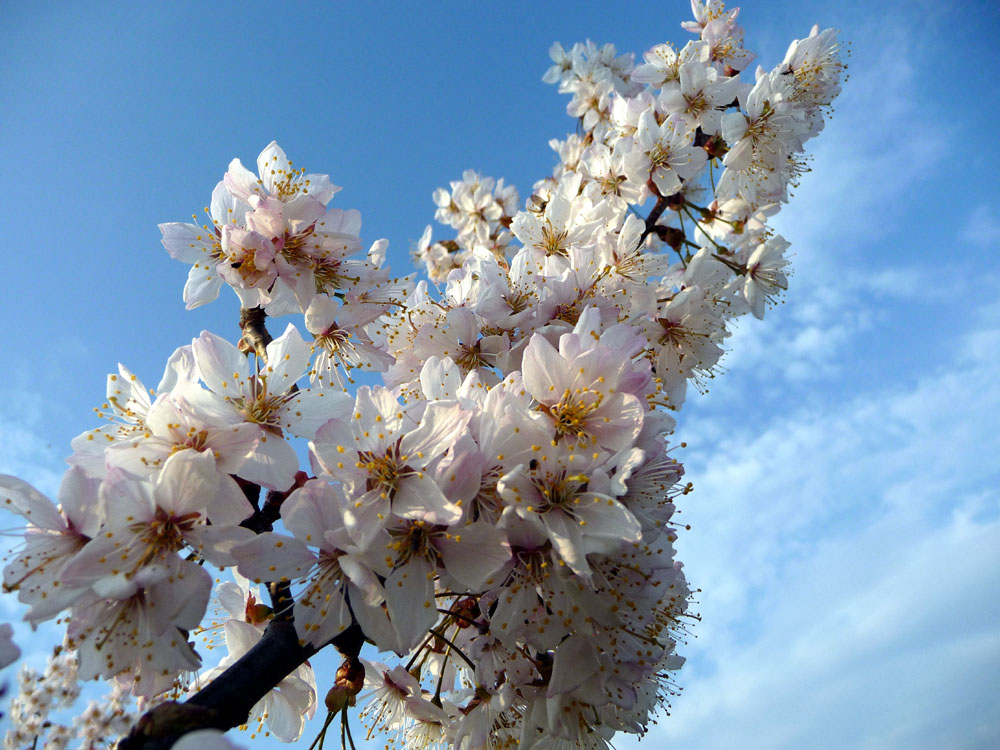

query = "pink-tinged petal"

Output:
[[185, 524, 256, 567], [631, 62, 664, 85], [299, 172, 340, 205], [723, 133, 753, 172], [264, 688, 306, 742], [350, 591, 400, 653], [92, 572, 138, 600], [234, 533, 315, 584], [278, 389, 352, 439], [183, 264, 222, 310], [438, 523, 510, 590], [542, 512, 591, 580], [587, 393, 644, 452], [209, 475, 256, 526], [658, 87, 687, 114], [545, 195, 572, 234], [223, 158, 263, 203], [153, 450, 220, 516], [193, 331, 249, 398], [435, 447, 484, 505], [169, 380, 240, 426], [160, 560, 213, 630], [357, 387, 407, 434], [496, 465, 531, 513], [393, 475, 462, 525], [262, 324, 311, 388], [223, 619, 260, 659], [383, 557, 437, 651], [59, 529, 136, 588], [522, 334, 570, 403], [547, 634, 601, 697], [721, 111, 748, 144], [205, 423, 261, 475], [104, 437, 170, 478], [282, 480, 345, 547], [636, 110, 661, 149], [340, 557, 384, 607], [210, 181, 249, 226], [400, 402, 470, 463], [652, 167, 682, 198], [308, 419, 361, 481], [303, 294, 337, 336], [675, 145, 707, 179], [488, 576, 544, 649], [159, 222, 211, 263], [0, 475, 63, 530], [216, 581, 249, 619], [283, 194, 327, 229], [419, 356, 462, 400], [744, 277, 766, 319], [342, 489, 391, 550], [294, 582, 352, 647], [57, 466, 101, 537], [257, 141, 290, 194], [576, 495, 642, 545], [157, 344, 197, 393], [99, 469, 156, 527], [510, 211, 542, 248], [236, 434, 299, 491]]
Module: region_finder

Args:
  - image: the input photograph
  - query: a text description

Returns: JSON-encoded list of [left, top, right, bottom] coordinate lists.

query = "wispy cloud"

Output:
[[0, 384, 68, 499], [620, 258, 1000, 750], [619, 16, 1000, 746], [713, 22, 947, 393], [960, 204, 1000, 249]]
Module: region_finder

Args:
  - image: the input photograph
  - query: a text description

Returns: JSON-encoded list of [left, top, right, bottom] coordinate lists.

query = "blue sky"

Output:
[[1, 1, 998, 748]]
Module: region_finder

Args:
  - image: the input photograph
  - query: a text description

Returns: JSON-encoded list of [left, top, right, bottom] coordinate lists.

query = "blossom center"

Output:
[[387, 520, 443, 568], [540, 389, 603, 443]]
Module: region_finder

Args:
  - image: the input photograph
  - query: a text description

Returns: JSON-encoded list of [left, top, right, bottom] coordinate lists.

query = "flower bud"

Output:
[[244, 594, 272, 626], [325, 656, 365, 713], [450, 597, 479, 629], [703, 134, 729, 159]]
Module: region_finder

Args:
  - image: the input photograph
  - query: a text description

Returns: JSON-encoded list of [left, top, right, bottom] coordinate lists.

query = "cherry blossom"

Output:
[[0, 6, 846, 747]]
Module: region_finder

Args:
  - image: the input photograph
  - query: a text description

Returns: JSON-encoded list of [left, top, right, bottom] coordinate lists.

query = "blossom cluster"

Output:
[[3, 651, 136, 750], [0, 3, 843, 748]]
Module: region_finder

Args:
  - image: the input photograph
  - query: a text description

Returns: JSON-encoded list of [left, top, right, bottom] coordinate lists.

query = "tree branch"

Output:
[[115, 622, 365, 749], [638, 194, 670, 248], [238, 306, 272, 359]]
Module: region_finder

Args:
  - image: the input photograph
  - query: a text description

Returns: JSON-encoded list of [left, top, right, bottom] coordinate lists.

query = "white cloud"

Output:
[[615, 281, 1000, 749], [0, 386, 67, 499], [960, 204, 1000, 249], [714, 23, 950, 392]]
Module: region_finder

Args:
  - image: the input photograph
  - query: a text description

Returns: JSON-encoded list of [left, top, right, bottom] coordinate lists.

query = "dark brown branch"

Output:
[[638, 194, 670, 248], [116, 622, 365, 750], [116, 305, 367, 749], [116, 621, 315, 750]]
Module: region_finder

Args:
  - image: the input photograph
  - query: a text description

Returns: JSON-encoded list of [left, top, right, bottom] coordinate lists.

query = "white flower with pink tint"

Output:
[[304, 295, 395, 390], [224, 141, 340, 208], [61, 451, 253, 593], [498, 444, 642, 581], [0, 468, 99, 625], [233, 479, 383, 648], [310, 386, 469, 549], [192, 324, 352, 490], [521, 312, 646, 454], [624, 111, 706, 198]]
